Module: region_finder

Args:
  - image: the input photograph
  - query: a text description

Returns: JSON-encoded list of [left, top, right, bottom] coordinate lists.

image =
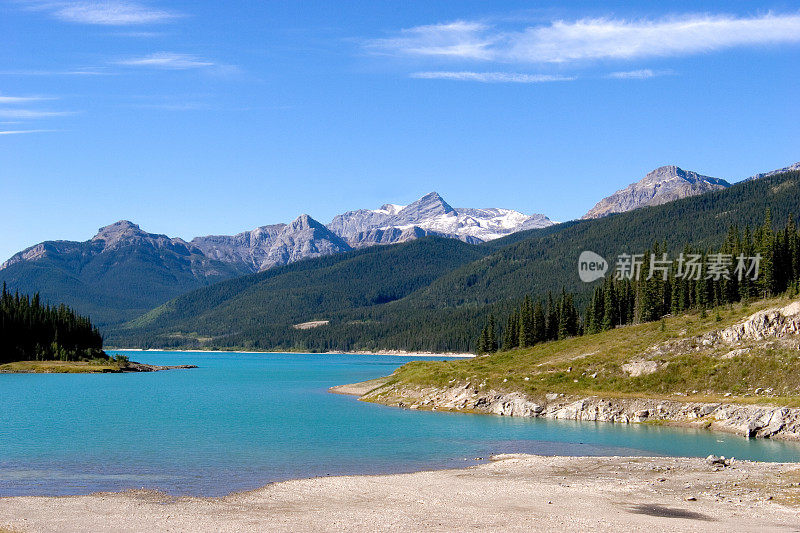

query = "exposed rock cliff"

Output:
[[360, 384, 800, 441]]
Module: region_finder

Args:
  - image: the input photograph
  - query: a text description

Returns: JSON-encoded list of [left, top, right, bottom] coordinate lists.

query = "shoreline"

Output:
[[334, 379, 800, 442], [0, 454, 797, 532], [0, 360, 197, 374], [110, 348, 474, 358]]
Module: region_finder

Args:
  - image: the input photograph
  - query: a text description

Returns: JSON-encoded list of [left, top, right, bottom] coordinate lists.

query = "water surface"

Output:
[[1, 350, 797, 496]]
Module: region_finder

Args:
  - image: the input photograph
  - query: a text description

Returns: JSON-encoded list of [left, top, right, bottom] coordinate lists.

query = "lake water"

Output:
[[1, 350, 798, 497]]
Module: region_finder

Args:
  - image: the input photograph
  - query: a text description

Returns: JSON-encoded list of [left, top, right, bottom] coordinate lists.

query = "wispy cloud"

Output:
[[605, 69, 672, 79], [115, 52, 215, 69], [0, 109, 76, 119], [371, 21, 497, 60], [0, 94, 53, 104], [0, 129, 57, 135], [23, 1, 179, 25], [0, 68, 113, 76], [370, 13, 800, 63], [410, 71, 575, 83]]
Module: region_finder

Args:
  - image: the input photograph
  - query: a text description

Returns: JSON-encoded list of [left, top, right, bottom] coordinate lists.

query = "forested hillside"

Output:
[[110, 170, 800, 353], [111, 237, 489, 349]]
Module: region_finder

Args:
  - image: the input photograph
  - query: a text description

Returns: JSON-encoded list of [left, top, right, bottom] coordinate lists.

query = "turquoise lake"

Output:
[[1, 350, 798, 497]]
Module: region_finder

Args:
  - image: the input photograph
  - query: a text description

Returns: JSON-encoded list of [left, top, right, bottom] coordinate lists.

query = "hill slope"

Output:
[[402, 169, 800, 310], [358, 295, 800, 440], [110, 237, 489, 349]]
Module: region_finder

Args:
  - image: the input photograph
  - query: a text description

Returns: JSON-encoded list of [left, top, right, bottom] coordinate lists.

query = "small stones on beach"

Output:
[[686, 496, 697, 501], [706, 455, 734, 468]]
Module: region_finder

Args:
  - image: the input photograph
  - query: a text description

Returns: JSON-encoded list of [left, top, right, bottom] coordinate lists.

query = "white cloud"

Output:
[[370, 21, 497, 60], [115, 52, 215, 69], [24, 1, 178, 25], [0, 68, 112, 76], [0, 109, 75, 118], [0, 129, 56, 135], [371, 13, 800, 63], [605, 69, 671, 79], [410, 71, 575, 83], [0, 94, 52, 104]]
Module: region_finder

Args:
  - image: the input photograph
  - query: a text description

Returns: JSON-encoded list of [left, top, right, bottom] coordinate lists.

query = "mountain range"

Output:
[[1, 160, 796, 329], [111, 167, 800, 352], [0, 192, 551, 324]]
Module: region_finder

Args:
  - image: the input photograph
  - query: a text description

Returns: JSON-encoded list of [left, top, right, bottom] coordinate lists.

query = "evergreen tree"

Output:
[[532, 300, 545, 343]]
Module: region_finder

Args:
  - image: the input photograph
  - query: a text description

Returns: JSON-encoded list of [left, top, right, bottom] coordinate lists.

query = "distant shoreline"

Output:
[[110, 348, 474, 358]]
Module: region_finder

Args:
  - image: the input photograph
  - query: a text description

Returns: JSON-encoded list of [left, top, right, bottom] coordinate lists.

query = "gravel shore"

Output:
[[1, 455, 798, 532]]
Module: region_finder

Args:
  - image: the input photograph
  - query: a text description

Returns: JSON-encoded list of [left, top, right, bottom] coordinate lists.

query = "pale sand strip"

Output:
[[329, 377, 390, 396], [1, 455, 799, 532]]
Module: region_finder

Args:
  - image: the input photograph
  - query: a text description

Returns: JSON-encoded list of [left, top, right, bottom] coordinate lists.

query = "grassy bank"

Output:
[[379, 296, 800, 407], [0, 360, 126, 373]]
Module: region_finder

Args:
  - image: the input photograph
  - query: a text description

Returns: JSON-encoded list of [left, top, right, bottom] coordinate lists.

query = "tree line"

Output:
[[1, 283, 105, 364], [478, 209, 800, 353]]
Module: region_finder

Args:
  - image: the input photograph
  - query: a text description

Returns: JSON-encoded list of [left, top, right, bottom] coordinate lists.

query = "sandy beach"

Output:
[[1, 455, 798, 532]]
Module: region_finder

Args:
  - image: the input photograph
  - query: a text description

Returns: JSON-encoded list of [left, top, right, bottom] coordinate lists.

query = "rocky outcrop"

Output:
[[582, 165, 730, 219], [702, 302, 800, 344], [362, 383, 800, 441]]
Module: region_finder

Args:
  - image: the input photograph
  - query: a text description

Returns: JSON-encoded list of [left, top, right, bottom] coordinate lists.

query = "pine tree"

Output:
[[486, 314, 498, 353], [601, 278, 618, 331], [533, 300, 545, 343], [502, 311, 519, 350]]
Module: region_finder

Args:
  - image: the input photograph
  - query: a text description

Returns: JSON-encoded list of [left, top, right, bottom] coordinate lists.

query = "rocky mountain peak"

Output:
[[91, 220, 149, 246], [642, 165, 729, 187], [395, 192, 455, 223], [289, 214, 324, 232], [582, 165, 731, 219]]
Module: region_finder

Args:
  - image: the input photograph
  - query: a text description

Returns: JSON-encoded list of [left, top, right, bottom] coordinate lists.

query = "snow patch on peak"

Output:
[[373, 204, 405, 215]]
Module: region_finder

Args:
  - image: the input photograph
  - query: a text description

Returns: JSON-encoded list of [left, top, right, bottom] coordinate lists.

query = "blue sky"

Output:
[[1, 0, 799, 262]]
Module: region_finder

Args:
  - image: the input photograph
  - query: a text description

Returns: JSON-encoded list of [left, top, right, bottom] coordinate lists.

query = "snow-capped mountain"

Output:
[[582, 165, 731, 219], [329, 192, 553, 248]]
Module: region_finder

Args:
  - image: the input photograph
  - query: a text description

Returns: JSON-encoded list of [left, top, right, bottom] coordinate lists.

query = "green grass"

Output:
[[0, 360, 124, 373], [381, 296, 800, 406]]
